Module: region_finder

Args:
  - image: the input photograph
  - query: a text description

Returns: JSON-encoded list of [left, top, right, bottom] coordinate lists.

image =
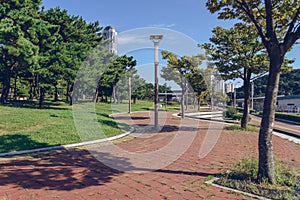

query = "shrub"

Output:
[[225, 107, 238, 118], [233, 113, 243, 120], [236, 107, 256, 114], [275, 112, 300, 123]]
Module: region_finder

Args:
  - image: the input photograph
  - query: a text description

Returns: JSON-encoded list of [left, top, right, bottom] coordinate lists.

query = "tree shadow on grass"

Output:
[[3, 100, 70, 110], [0, 134, 52, 153]]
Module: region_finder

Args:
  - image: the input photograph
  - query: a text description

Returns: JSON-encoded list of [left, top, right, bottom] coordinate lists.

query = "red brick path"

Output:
[[0, 111, 299, 200]]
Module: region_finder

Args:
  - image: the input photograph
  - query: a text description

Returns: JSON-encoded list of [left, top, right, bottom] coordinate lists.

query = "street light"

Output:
[[150, 35, 163, 130], [233, 81, 240, 108]]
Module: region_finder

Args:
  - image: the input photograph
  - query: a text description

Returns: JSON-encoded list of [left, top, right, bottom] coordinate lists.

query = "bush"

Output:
[[236, 107, 256, 114], [225, 107, 238, 118], [275, 112, 300, 123], [232, 113, 243, 120], [225, 124, 259, 132]]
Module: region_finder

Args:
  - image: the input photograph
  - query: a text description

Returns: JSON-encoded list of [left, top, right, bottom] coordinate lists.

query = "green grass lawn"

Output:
[[0, 100, 159, 153]]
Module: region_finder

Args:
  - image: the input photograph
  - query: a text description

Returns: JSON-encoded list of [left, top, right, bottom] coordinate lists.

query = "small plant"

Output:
[[215, 158, 300, 199], [207, 193, 216, 198], [225, 107, 238, 118], [225, 124, 259, 132], [204, 175, 215, 182], [232, 113, 243, 120]]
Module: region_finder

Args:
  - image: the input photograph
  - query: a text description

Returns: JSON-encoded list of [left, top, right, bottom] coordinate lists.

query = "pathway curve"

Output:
[[0, 111, 300, 200]]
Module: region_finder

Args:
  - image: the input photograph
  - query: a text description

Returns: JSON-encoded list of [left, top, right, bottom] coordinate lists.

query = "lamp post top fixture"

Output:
[[150, 35, 163, 42]]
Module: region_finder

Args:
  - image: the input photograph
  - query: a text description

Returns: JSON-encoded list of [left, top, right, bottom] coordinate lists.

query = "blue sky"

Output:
[[42, 0, 299, 88]]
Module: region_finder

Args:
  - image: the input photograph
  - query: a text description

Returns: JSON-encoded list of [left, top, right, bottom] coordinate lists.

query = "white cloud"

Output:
[[118, 35, 148, 45], [150, 24, 176, 28]]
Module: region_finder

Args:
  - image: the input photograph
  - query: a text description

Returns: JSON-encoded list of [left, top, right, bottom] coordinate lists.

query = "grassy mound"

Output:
[[215, 158, 300, 200]]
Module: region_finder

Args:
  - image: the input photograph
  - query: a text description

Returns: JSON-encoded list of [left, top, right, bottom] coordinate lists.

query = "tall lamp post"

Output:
[[233, 81, 240, 108], [128, 75, 132, 114], [150, 35, 163, 130]]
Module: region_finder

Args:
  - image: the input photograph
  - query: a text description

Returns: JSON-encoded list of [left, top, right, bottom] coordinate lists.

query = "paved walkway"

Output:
[[1, 111, 300, 200]]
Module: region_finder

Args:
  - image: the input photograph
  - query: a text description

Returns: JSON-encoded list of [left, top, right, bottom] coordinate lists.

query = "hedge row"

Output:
[[236, 107, 256, 114], [275, 112, 300, 123]]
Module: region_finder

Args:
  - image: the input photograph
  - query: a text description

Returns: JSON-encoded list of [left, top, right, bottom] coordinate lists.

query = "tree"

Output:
[[161, 51, 205, 118], [0, 0, 41, 104], [99, 55, 136, 104], [206, 0, 300, 184], [238, 69, 300, 97], [186, 68, 207, 111], [203, 23, 268, 129], [39, 7, 102, 108]]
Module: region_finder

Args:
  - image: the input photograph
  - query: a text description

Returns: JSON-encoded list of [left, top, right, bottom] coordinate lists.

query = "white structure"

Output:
[[237, 95, 300, 113], [225, 83, 234, 93], [215, 79, 225, 95], [102, 26, 118, 54], [276, 95, 300, 113]]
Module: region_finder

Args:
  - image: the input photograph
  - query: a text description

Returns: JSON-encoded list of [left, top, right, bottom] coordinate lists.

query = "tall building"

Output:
[[101, 26, 118, 54], [225, 83, 234, 93]]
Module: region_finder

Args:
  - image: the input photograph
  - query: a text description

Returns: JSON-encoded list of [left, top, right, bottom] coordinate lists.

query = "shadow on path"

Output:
[[0, 149, 123, 191], [0, 147, 219, 191]]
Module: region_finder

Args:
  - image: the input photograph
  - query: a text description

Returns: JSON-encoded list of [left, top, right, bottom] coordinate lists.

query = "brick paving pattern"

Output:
[[0, 111, 299, 200]]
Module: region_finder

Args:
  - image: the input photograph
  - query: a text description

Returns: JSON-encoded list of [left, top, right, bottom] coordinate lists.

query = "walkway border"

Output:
[[0, 127, 134, 158], [205, 178, 271, 200]]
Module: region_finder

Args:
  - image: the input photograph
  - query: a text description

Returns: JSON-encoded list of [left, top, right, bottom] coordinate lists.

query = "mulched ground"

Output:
[[0, 111, 299, 200]]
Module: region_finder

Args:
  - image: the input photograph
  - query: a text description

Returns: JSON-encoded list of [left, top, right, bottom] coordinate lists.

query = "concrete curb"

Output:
[[0, 127, 134, 158], [205, 178, 271, 200]]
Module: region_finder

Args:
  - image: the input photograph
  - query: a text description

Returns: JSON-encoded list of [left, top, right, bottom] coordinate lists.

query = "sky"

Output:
[[42, 0, 299, 88]]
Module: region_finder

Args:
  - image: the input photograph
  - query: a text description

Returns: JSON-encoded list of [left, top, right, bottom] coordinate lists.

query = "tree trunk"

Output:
[[180, 76, 185, 118], [33, 74, 38, 99], [66, 83, 70, 102], [29, 80, 34, 100], [112, 85, 116, 104], [54, 85, 59, 102], [185, 94, 188, 110], [93, 87, 99, 103], [69, 83, 74, 105], [13, 75, 17, 100], [39, 87, 45, 109], [198, 97, 201, 111], [241, 69, 252, 129], [0, 66, 12, 104], [257, 53, 283, 184]]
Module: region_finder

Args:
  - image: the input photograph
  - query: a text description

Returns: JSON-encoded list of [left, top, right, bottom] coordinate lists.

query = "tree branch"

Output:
[[264, 0, 278, 44], [283, 6, 300, 49], [287, 6, 300, 34], [236, 0, 268, 46], [282, 25, 300, 53]]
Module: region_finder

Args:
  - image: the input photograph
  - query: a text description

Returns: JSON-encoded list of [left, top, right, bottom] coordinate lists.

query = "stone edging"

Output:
[[205, 178, 271, 200], [0, 127, 134, 158]]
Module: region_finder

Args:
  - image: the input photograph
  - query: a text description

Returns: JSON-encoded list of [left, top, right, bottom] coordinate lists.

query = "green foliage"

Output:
[[0, 100, 155, 153], [206, 0, 300, 184], [236, 107, 256, 114], [216, 158, 300, 199], [161, 51, 207, 117], [232, 113, 243, 121], [225, 107, 237, 118], [98, 55, 137, 103], [275, 112, 300, 123], [225, 124, 259, 132], [239, 69, 300, 97], [202, 23, 270, 129], [0, 0, 42, 103], [202, 23, 268, 81]]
